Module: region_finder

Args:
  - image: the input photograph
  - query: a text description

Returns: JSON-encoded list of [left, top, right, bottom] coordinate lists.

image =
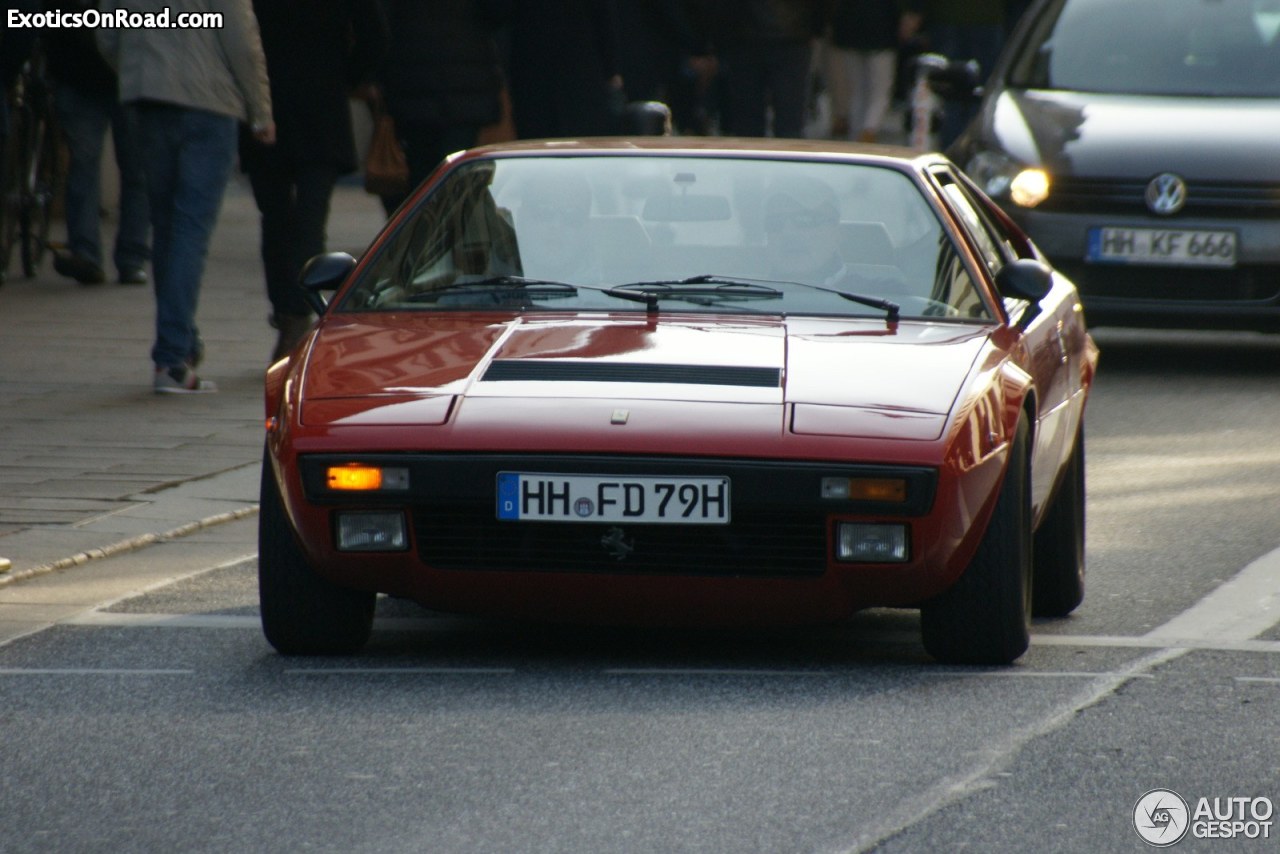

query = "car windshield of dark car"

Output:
[[339, 156, 994, 322], [1008, 0, 1280, 96]]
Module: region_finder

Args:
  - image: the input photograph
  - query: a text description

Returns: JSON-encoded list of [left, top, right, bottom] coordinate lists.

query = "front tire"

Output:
[[259, 450, 375, 655], [921, 417, 1032, 665], [1032, 427, 1086, 617]]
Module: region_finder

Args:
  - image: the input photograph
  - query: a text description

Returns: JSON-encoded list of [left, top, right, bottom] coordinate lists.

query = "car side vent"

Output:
[[481, 360, 781, 387]]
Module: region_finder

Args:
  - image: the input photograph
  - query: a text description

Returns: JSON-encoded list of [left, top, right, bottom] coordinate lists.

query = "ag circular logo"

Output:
[[1134, 789, 1190, 846]]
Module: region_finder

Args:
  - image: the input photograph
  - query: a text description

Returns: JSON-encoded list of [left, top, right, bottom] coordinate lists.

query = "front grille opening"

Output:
[[414, 507, 827, 576], [1061, 262, 1280, 304]]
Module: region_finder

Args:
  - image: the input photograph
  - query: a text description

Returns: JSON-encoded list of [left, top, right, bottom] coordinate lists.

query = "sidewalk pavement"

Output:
[[0, 177, 389, 585]]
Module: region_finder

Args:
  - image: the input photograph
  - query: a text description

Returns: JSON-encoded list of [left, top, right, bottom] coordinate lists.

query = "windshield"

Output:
[[341, 155, 991, 322], [1008, 0, 1280, 96]]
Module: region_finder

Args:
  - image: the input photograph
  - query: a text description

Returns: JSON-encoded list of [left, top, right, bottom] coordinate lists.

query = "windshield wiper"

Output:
[[616, 273, 900, 322], [408, 276, 579, 302], [605, 275, 784, 312]]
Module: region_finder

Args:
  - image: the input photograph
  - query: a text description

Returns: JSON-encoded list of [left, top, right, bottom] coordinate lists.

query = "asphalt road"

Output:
[[1, 328, 1278, 854]]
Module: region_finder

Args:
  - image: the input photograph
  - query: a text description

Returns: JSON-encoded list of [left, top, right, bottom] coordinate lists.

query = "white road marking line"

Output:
[[1143, 545, 1280, 643], [1234, 676, 1280, 684], [65, 613, 440, 631], [66, 613, 260, 629], [0, 668, 192, 675], [837, 646, 1191, 854], [60, 611, 1280, 656], [917, 670, 1155, 679], [604, 668, 834, 677], [284, 668, 516, 675], [1031, 634, 1280, 653]]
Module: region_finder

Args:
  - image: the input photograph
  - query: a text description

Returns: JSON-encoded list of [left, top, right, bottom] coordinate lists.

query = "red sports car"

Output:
[[260, 138, 1098, 664]]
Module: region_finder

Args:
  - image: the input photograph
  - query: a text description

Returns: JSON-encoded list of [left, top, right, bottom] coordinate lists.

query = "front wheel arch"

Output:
[[921, 415, 1032, 665], [258, 449, 376, 655]]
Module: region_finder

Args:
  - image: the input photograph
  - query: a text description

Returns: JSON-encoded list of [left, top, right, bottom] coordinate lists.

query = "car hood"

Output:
[[982, 89, 1280, 179], [300, 315, 989, 440]]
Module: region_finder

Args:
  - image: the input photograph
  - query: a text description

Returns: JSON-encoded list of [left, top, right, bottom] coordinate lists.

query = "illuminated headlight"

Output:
[[966, 151, 1050, 208], [836, 522, 909, 563], [336, 512, 408, 552]]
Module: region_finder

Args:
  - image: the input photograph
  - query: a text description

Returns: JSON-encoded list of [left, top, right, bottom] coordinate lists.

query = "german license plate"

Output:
[[1086, 227, 1236, 267], [496, 472, 730, 524]]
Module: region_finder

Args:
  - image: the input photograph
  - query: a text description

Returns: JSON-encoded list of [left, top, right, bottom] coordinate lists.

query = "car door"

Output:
[[929, 166, 1084, 517]]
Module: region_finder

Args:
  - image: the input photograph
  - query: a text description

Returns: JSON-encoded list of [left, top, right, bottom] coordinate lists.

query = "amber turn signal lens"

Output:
[[849, 478, 907, 502], [327, 465, 384, 491], [821, 477, 907, 502]]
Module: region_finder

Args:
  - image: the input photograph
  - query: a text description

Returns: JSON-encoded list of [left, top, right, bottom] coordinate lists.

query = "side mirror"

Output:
[[995, 258, 1053, 328], [298, 252, 357, 315], [923, 56, 984, 103]]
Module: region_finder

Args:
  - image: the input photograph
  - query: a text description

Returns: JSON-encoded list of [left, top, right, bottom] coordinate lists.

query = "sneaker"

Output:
[[154, 364, 217, 394], [118, 267, 148, 285], [53, 252, 106, 285]]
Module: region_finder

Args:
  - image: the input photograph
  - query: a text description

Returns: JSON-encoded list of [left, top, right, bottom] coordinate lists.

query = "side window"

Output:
[[344, 164, 513, 308], [941, 181, 1008, 276], [936, 171, 1028, 321]]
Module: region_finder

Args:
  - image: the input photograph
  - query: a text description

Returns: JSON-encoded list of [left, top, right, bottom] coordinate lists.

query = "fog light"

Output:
[[336, 512, 407, 552], [836, 522, 908, 563]]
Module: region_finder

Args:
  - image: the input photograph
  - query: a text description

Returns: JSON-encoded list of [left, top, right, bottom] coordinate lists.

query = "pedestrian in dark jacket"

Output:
[[241, 0, 387, 362], [711, 0, 825, 138], [46, 0, 150, 286], [379, 0, 505, 204], [503, 0, 625, 139]]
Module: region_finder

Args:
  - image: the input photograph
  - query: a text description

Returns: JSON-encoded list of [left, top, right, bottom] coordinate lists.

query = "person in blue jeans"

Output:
[[97, 0, 273, 393], [45, 9, 149, 286]]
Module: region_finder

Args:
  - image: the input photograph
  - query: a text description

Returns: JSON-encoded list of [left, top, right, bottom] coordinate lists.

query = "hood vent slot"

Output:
[[482, 360, 780, 387]]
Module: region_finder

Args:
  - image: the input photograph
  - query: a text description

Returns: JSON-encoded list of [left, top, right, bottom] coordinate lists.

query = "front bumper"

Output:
[[278, 452, 996, 624]]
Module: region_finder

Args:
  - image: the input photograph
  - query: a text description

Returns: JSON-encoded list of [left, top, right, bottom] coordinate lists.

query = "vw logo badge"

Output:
[[1145, 173, 1187, 216]]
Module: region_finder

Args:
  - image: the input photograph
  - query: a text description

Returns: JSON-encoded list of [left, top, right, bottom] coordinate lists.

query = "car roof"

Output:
[[456, 136, 946, 170]]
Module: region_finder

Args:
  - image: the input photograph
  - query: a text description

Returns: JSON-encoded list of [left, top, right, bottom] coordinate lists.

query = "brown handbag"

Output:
[[364, 112, 409, 197]]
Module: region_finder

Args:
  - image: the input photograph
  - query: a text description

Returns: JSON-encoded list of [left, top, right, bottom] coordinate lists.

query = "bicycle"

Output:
[[0, 43, 63, 283]]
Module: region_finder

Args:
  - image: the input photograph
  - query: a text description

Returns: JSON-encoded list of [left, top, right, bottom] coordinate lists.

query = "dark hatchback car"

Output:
[[941, 0, 1280, 332]]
